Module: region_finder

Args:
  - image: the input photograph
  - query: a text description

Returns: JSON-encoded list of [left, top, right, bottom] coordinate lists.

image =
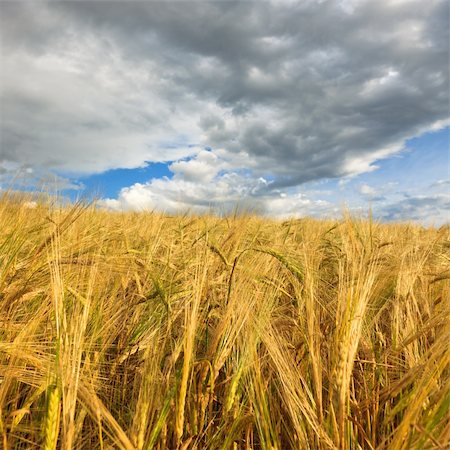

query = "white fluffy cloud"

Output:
[[100, 150, 335, 218], [169, 150, 222, 183], [100, 175, 335, 218]]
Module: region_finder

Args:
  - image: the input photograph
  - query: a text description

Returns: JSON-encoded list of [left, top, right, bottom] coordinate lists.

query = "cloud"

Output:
[[0, 6, 204, 174], [358, 183, 386, 202], [99, 152, 449, 225], [359, 184, 376, 196], [378, 194, 450, 224], [1, 0, 448, 181], [430, 179, 450, 188], [0, 161, 84, 192], [100, 176, 335, 219], [169, 149, 223, 183], [99, 150, 335, 218], [101, 157, 450, 226]]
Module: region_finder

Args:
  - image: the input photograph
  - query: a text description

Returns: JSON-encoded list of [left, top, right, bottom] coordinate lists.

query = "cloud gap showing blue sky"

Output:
[[0, 0, 448, 224]]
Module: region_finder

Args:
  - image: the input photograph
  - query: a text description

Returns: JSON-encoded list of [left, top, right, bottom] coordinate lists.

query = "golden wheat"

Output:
[[0, 192, 448, 449]]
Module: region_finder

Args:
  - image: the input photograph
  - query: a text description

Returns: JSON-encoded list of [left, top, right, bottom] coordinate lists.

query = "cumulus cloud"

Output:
[[100, 176, 335, 219], [99, 150, 335, 218], [169, 150, 222, 183], [100, 153, 450, 224]]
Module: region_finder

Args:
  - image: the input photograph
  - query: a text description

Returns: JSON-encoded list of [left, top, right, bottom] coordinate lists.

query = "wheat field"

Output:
[[0, 192, 449, 449]]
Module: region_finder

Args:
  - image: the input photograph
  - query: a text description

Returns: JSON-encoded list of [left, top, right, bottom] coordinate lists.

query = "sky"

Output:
[[0, 0, 449, 224]]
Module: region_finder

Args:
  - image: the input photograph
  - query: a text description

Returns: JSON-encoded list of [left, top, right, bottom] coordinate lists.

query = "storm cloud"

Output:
[[0, 0, 448, 215]]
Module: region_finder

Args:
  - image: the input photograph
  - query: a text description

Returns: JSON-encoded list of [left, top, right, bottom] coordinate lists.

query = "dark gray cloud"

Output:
[[0, 0, 448, 185]]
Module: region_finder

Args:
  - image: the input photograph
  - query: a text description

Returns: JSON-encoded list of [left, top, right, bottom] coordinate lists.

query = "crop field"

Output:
[[0, 193, 449, 450]]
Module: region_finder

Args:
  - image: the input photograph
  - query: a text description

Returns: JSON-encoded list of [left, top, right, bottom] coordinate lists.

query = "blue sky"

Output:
[[1, 0, 449, 223], [79, 163, 173, 199]]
